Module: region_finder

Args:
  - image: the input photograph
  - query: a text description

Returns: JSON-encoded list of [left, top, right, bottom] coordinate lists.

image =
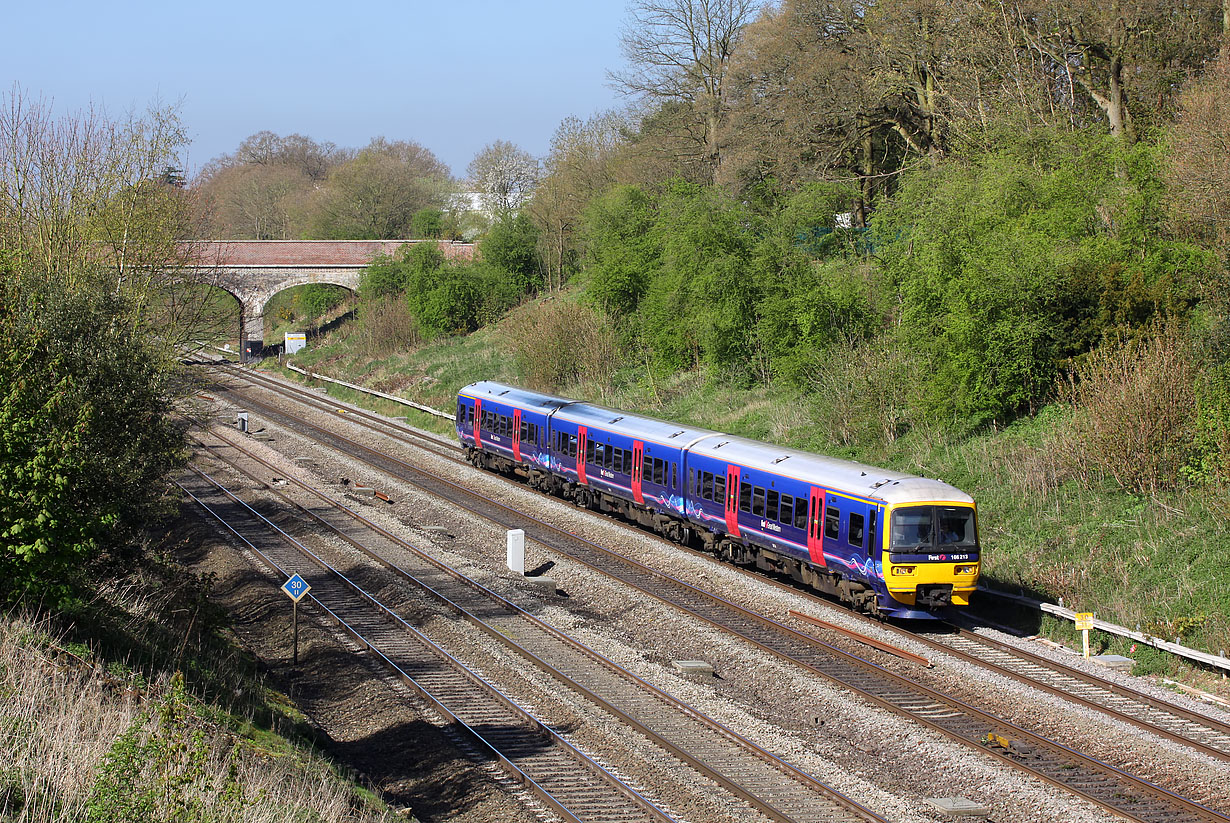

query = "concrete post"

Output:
[[506, 529, 525, 575]]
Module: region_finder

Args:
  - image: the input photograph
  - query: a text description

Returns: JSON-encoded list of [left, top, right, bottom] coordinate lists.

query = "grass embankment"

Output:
[[0, 534, 404, 823], [270, 300, 1230, 692]]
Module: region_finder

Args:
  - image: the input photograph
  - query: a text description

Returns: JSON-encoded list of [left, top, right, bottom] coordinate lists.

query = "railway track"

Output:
[[187, 429, 887, 823], [179, 466, 673, 823], [197, 364, 1230, 823], [909, 624, 1230, 761], [205, 363, 1230, 753]]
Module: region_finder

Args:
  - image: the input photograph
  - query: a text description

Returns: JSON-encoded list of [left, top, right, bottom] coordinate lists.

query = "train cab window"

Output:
[[848, 512, 865, 548], [751, 486, 765, 516], [793, 497, 808, 530], [739, 482, 752, 513], [778, 495, 792, 526], [766, 490, 779, 522], [714, 475, 726, 504], [824, 506, 840, 539]]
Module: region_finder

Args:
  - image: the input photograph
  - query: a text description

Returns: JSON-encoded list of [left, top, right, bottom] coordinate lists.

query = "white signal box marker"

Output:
[[507, 529, 525, 576], [282, 574, 311, 603]]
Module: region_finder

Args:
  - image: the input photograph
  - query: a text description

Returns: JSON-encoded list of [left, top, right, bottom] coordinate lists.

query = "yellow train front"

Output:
[[681, 435, 980, 620]]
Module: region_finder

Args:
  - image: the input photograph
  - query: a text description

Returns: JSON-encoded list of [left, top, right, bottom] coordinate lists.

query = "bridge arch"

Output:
[[185, 240, 475, 360]]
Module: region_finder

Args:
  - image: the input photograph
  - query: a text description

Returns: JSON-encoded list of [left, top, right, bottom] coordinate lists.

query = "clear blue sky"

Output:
[[3, 0, 630, 178]]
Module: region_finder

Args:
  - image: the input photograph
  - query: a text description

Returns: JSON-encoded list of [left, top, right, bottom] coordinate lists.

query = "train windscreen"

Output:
[[890, 506, 977, 550]]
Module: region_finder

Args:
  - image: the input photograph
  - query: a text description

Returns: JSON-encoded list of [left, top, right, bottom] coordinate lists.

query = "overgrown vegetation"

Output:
[[256, 3, 1230, 667]]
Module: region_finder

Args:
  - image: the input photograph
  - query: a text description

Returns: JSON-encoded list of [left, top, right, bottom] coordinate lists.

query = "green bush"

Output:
[[872, 129, 1214, 428], [0, 286, 184, 605]]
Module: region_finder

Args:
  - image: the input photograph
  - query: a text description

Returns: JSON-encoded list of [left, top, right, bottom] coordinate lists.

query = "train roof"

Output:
[[688, 435, 974, 507], [459, 381, 973, 506], [552, 401, 721, 449], [459, 381, 578, 415]]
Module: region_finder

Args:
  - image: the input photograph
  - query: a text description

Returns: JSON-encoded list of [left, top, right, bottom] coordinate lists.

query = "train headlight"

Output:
[[954, 564, 978, 575], [892, 565, 916, 576]]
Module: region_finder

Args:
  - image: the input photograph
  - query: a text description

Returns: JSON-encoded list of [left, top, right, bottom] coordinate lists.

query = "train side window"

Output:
[[568, 435, 578, 457], [714, 475, 726, 504], [766, 490, 779, 522], [613, 449, 623, 473], [701, 471, 713, 500], [689, 468, 695, 493], [625, 448, 633, 471], [671, 462, 677, 489], [652, 458, 664, 485], [605, 445, 615, 470], [643, 454, 652, 482], [468, 406, 474, 425], [585, 439, 595, 463], [456, 403, 464, 423], [825, 506, 840, 539], [779, 495, 792, 526], [739, 482, 752, 512], [751, 486, 765, 516], [793, 497, 808, 530], [848, 512, 865, 548]]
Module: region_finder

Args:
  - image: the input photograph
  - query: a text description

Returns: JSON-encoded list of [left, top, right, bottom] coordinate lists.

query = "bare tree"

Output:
[[467, 140, 539, 216], [610, 0, 761, 181], [526, 112, 630, 289], [0, 86, 229, 345]]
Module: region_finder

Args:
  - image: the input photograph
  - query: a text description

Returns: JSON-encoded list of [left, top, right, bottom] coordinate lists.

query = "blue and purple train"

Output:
[[456, 381, 980, 619]]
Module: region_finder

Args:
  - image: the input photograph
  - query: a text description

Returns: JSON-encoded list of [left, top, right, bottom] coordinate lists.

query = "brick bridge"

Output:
[[187, 240, 475, 360]]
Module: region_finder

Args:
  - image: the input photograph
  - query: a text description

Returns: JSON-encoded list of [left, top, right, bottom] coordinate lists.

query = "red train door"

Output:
[[512, 408, 522, 462], [632, 440, 644, 504], [724, 464, 741, 537], [474, 399, 482, 448], [577, 426, 588, 485], [807, 486, 826, 566]]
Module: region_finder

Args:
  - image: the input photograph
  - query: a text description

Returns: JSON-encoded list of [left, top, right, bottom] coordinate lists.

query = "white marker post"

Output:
[[506, 529, 525, 576], [1075, 612, 1094, 659]]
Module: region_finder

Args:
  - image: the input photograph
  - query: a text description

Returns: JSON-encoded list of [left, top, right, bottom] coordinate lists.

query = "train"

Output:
[[455, 381, 980, 619]]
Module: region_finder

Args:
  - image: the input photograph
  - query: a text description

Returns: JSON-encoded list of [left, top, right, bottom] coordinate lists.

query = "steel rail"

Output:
[[191, 428, 888, 823], [196, 366, 1230, 823], [177, 469, 674, 823], [227, 367, 1230, 760]]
